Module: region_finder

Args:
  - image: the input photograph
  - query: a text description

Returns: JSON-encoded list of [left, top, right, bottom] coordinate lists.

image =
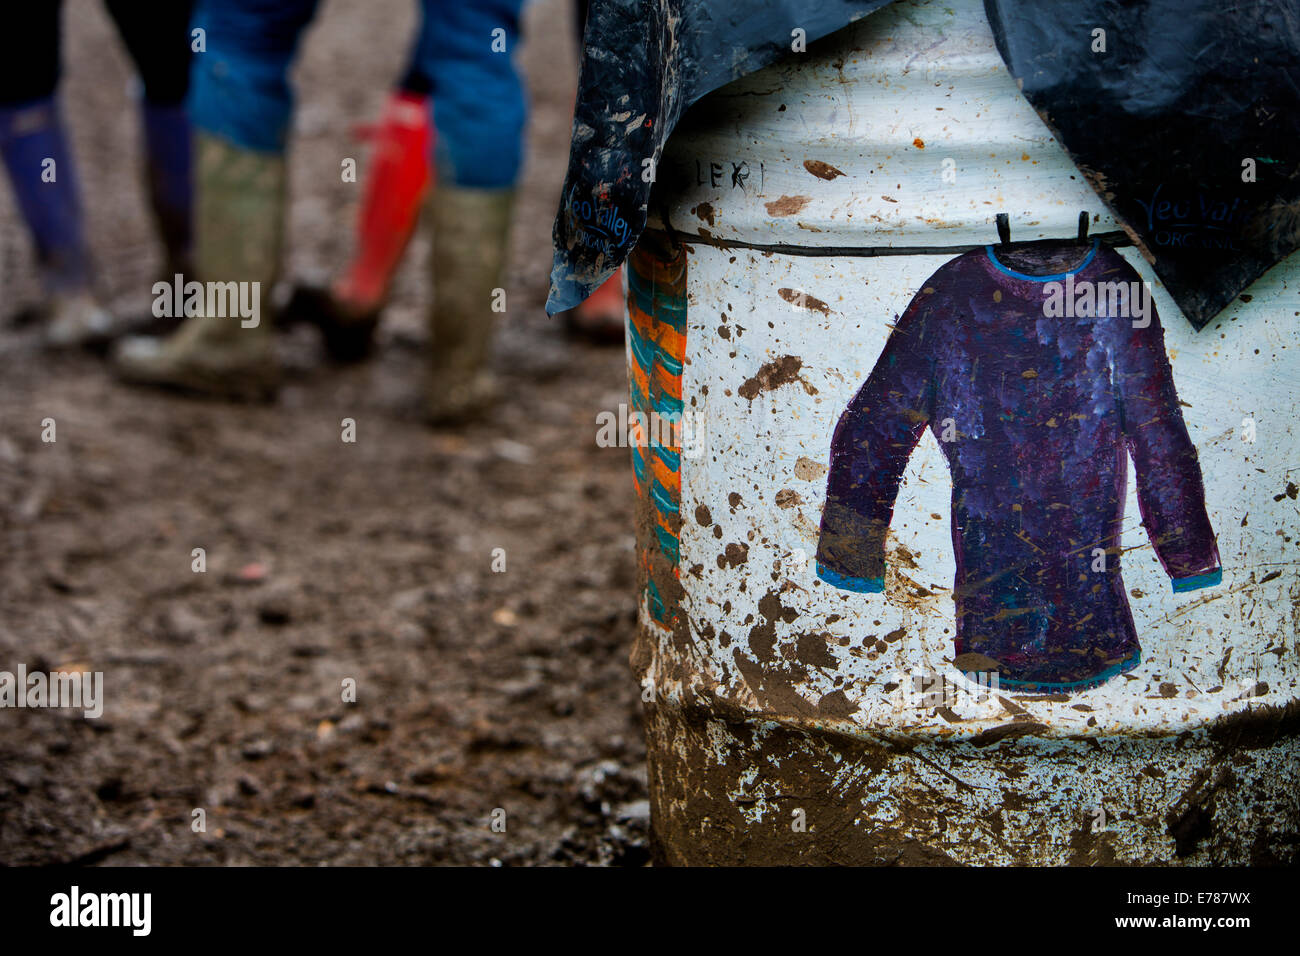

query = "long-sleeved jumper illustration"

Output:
[[816, 241, 1222, 691]]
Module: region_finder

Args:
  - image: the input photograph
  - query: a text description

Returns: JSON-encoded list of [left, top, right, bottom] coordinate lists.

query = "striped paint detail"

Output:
[[627, 243, 688, 628]]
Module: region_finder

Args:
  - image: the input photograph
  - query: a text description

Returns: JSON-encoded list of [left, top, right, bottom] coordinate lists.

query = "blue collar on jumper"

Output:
[[985, 238, 1100, 282]]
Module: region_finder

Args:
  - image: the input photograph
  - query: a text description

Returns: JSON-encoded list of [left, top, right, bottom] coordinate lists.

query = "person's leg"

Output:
[[425, 0, 525, 191], [328, 23, 435, 324], [0, 5, 61, 108], [103, 0, 197, 279], [188, 0, 318, 155], [0, 2, 113, 345], [0, 2, 83, 291], [278, 21, 435, 362], [114, 0, 319, 398], [421, 0, 527, 423]]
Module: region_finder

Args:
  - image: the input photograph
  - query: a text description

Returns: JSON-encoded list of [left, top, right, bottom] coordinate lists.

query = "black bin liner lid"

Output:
[[549, 0, 1300, 331]]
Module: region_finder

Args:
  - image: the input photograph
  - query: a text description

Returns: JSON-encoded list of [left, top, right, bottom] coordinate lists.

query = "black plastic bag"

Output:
[[550, 0, 1300, 329]]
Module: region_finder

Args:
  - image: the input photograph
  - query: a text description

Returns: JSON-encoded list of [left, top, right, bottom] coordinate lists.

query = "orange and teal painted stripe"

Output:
[[627, 243, 687, 628]]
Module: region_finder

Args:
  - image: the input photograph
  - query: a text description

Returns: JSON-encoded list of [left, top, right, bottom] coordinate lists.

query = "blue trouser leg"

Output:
[[188, 0, 320, 154], [104, 0, 197, 265], [416, 0, 527, 189], [141, 103, 194, 268], [0, 97, 91, 292]]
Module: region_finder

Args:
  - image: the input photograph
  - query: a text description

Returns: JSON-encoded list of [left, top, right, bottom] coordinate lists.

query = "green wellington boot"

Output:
[[425, 186, 515, 425], [113, 134, 284, 400]]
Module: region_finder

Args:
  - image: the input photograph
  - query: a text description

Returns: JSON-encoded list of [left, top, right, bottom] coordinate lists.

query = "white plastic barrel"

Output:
[[625, 0, 1300, 865]]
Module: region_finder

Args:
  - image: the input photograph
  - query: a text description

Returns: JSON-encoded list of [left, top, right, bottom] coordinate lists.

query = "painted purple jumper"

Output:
[[816, 241, 1222, 691]]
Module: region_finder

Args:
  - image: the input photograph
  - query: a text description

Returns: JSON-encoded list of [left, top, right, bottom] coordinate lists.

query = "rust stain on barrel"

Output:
[[971, 722, 1049, 747], [738, 355, 818, 400], [804, 159, 846, 180], [777, 287, 831, 314], [765, 195, 812, 216]]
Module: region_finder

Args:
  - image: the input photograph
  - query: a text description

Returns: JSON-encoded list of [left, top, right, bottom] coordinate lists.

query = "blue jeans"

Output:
[[190, 0, 526, 188]]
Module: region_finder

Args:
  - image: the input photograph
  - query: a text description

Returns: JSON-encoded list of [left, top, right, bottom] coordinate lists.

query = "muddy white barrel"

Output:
[[624, 0, 1299, 865]]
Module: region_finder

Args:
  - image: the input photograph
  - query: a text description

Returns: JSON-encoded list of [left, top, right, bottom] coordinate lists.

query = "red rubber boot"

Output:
[[334, 90, 433, 312], [286, 90, 434, 362]]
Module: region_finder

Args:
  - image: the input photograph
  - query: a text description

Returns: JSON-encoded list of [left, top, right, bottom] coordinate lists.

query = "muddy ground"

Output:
[[0, 0, 650, 865]]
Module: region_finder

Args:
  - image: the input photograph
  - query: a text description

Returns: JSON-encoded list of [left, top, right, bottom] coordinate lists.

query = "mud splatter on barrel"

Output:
[[624, 0, 1300, 865]]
